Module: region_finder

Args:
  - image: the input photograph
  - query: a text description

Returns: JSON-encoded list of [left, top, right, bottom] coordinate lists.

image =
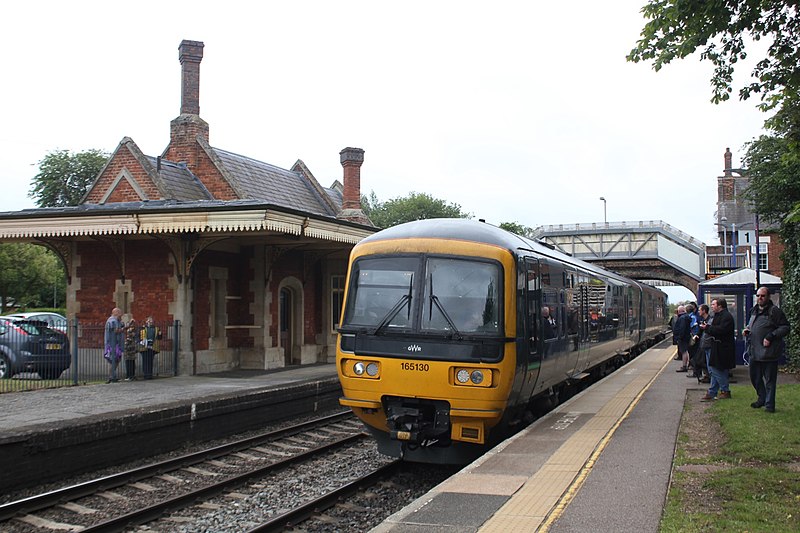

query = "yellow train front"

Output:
[[336, 218, 665, 463]]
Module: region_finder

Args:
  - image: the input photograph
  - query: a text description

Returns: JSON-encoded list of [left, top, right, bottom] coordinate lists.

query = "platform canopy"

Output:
[[699, 268, 781, 286]]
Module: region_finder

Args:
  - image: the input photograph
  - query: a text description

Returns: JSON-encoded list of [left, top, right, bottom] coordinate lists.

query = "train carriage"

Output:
[[336, 219, 666, 463]]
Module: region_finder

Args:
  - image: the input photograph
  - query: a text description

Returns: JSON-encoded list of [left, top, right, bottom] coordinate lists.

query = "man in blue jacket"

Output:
[[743, 287, 791, 413]]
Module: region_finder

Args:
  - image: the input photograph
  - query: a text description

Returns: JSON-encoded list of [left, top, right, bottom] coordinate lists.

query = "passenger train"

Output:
[[336, 219, 667, 463]]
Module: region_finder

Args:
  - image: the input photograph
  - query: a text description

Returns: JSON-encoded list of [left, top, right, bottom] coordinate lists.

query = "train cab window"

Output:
[[421, 257, 500, 335], [342, 257, 417, 330]]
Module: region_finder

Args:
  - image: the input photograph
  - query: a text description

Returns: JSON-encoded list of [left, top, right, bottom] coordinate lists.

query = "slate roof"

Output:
[[208, 146, 340, 217], [144, 156, 213, 201]]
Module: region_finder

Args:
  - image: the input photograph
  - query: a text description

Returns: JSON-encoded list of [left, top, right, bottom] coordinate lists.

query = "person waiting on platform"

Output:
[[669, 308, 680, 360], [673, 305, 691, 372], [699, 299, 735, 400], [744, 287, 791, 413], [104, 307, 125, 383], [123, 317, 138, 381], [138, 316, 162, 380]]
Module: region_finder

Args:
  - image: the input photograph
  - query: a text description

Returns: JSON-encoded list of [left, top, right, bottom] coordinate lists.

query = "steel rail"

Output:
[[0, 410, 352, 522]]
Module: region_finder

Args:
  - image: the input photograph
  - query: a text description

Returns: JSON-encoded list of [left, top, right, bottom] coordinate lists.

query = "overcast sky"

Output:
[[1, 1, 770, 302]]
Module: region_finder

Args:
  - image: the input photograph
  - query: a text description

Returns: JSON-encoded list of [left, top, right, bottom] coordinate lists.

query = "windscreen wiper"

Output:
[[428, 277, 462, 340], [371, 274, 413, 335]]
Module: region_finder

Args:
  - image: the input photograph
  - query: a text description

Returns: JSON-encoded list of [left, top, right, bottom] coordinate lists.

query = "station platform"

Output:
[[1, 345, 791, 531], [374, 339, 744, 533], [0, 364, 341, 493]]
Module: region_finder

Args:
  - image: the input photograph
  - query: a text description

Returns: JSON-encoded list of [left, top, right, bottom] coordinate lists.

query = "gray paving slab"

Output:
[[547, 353, 690, 533], [0, 364, 338, 437]]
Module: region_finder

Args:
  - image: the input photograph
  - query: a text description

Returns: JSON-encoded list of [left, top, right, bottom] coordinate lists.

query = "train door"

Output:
[[572, 271, 592, 373], [518, 257, 542, 401], [562, 269, 584, 377], [538, 259, 566, 388]]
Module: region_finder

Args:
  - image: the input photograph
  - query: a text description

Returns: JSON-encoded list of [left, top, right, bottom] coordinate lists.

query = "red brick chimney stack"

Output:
[[179, 40, 204, 115], [724, 147, 732, 176], [340, 147, 364, 210], [337, 147, 371, 225], [165, 40, 209, 169]]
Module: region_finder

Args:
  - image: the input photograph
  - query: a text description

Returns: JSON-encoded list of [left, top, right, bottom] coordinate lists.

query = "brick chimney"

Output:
[[165, 40, 209, 170], [180, 40, 203, 115], [723, 147, 732, 176], [337, 147, 371, 225]]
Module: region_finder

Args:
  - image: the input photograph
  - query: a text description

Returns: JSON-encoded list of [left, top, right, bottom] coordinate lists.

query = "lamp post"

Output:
[[717, 218, 729, 266], [714, 218, 730, 270], [599, 197, 607, 224]]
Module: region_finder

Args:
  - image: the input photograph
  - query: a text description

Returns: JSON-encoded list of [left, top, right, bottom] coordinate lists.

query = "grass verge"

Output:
[[662, 383, 800, 532]]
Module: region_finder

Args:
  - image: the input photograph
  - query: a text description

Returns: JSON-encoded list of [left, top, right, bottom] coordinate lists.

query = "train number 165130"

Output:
[[400, 362, 430, 372]]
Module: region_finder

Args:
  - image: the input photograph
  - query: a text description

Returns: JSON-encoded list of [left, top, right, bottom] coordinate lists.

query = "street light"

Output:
[[714, 217, 729, 269], [599, 197, 607, 224]]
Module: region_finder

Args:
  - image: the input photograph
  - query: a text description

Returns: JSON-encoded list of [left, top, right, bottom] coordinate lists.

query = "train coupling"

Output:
[[384, 396, 451, 446]]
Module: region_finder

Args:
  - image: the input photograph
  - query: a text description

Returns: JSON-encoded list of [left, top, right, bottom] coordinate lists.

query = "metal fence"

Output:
[[0, 320, 180, 394]]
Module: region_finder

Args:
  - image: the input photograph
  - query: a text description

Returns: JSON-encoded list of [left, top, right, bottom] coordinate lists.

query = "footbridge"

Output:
[[532, 221, 705, 293]]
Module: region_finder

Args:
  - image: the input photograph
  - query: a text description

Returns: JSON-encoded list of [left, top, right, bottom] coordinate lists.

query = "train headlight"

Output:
[[353, 362, 365, 375], [366, 362, 379, 376], [454, 367, 492, 387]]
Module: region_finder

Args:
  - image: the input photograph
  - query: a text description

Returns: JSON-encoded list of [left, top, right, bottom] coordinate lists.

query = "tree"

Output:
[[628, 1, 800, 366], [742, 127, 800, 367], [0, 244, 65, 313], [499, 221, 536, 237], [29, 149, 108, 207], [627, 1, 800, 107], [362, 191, 472, 229]]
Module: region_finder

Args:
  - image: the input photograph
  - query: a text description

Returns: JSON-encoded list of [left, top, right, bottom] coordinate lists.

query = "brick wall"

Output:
[[163, 142, 238, 200], [268, 251, 321, 347], [75, 240, 175, 323], [766, 233, 785, 278], [84, 146, 161, 203], [191, 249, 257, 351]]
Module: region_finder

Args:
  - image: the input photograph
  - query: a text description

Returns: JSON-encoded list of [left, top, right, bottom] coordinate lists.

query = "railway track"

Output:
[[0, 411, 398, 532]]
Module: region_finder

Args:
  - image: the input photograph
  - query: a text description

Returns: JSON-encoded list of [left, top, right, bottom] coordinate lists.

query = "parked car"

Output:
[[8, 312, 67, 333], [0, 317, 71, 379]]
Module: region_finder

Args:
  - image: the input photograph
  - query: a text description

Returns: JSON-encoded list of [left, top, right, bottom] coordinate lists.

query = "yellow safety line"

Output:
[[538, 350, 673, 532]]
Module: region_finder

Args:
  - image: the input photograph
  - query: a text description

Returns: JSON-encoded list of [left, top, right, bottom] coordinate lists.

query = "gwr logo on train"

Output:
[[336, 219, 667, 464]]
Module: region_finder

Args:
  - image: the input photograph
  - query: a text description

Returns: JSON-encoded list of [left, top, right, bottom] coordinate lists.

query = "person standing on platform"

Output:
[[669, 308, 680, 359], [123, 318, 138, 381], [686, 303, 702, 378], [700, 299, 735, 400], [104, 307, 125, 383], [674, 305, 691, 372], [744, 287, 791, 413], [138, 316, 162, 380], [693, 304, 711, 383]]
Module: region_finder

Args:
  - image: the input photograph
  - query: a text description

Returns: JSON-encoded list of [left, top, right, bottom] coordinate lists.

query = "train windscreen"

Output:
[[342, 255, 501, 336]]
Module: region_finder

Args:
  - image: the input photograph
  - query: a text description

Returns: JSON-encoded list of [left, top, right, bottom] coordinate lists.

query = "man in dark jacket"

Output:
[[673, 305, 692, 372], [699, 298, 735, 400], [744, 287, 791, 413]]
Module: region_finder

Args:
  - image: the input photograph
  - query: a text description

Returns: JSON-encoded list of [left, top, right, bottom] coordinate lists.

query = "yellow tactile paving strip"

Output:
[[475, 345, 673, 533]]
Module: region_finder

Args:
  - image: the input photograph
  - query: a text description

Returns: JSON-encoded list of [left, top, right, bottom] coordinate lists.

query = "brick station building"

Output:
[[0, 40, 375, 374]]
